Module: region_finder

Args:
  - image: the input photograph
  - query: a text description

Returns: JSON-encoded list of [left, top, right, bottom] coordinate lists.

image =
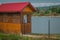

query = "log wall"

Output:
[[0, 13, 21, 34]]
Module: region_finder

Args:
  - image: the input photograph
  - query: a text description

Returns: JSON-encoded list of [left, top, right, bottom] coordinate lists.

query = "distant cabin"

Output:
[[0, 2, 36, 34]]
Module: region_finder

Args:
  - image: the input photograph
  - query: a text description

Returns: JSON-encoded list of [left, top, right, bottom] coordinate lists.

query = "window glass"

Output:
[[13, 14, 20, 23], [23, 15, 27, 23], [3, 14, 8, 22], [8, 14, 13, 23]]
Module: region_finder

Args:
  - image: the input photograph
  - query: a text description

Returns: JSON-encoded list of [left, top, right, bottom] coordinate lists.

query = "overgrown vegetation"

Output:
[[0, 33, 60, 40], [0, 33, 23, 40]]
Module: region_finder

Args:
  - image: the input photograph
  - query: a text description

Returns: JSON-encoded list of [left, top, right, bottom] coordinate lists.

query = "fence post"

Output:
[[48, 19, 50, 40]]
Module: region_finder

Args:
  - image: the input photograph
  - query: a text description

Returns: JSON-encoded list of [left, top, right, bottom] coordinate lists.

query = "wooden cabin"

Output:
[[0, 2, 36, 34]]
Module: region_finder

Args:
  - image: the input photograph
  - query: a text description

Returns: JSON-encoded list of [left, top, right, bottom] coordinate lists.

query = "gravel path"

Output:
[[23, 34, 57, 39]]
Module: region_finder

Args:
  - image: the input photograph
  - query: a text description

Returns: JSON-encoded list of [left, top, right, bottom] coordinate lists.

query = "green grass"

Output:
[[0, 33, 23, 40], [0, 33, 60, 40]]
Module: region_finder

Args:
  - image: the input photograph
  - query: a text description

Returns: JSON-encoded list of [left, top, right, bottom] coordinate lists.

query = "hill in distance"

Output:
[[35, 5, 60, 10]]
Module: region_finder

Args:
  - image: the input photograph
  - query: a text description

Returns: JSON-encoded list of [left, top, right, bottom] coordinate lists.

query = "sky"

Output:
[[0, 0, 60, 7], [32, 3, 60, 7], [0, 0, 60, 3]]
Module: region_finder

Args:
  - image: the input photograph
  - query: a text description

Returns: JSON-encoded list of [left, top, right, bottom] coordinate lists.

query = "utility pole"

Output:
[[48, 19, 50, 40]]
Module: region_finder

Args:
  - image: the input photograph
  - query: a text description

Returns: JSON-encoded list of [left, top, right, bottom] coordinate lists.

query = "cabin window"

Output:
[[23, 15, 27, 23], [0, 13, 20, 23], [3, 13, 20, 23], [13, 14, 20, 23], [23, 14, 31, 23], [3, 14, 8, 22], [8, 14, 13, 23], [0, 14, 8, 23]]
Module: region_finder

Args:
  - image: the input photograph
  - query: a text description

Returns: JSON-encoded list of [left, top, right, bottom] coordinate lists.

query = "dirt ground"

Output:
[[23, 34, 60, 39]]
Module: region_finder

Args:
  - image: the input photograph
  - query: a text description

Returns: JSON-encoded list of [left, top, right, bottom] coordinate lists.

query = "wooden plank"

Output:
[[0, 22, 21, 34]]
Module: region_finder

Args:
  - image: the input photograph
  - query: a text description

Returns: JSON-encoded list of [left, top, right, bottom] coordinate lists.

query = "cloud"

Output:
[[31, 3, 60, 7]]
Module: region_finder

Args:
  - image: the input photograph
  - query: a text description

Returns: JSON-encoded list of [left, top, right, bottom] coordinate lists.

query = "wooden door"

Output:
[[22, 14, 31, 34]]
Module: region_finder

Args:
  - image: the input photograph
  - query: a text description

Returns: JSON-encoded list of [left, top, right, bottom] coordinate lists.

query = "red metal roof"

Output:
[[0, 2, 35, 12]]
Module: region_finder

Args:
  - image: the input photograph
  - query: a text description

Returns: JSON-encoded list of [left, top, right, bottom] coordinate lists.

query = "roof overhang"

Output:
[[0, 2, 36, 13]]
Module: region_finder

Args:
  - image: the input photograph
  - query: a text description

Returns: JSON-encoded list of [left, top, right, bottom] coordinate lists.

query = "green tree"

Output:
[[56, 8, 60, 13], [36, 8, 40, 13], [44, 10, 50, 14]]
